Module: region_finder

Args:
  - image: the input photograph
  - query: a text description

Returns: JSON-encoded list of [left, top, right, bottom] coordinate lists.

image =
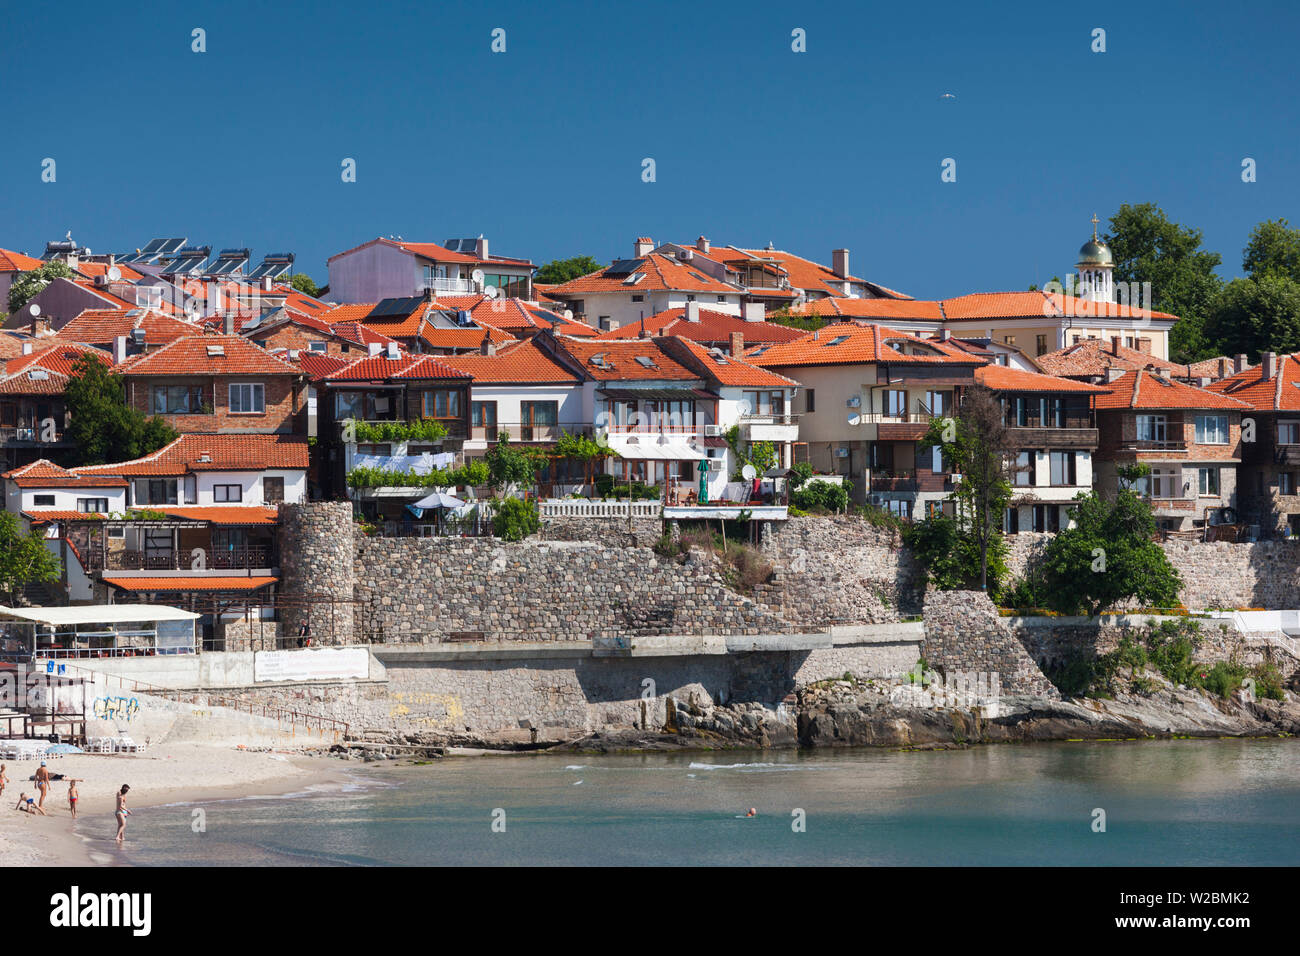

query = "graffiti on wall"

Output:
[[93, 696, 140, 722]]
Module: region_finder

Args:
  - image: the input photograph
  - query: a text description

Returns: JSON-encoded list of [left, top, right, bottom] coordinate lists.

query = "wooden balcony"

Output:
[[1007, 426, 1098, 450]]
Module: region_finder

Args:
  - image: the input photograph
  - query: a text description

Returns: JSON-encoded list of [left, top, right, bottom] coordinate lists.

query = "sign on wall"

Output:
[[254, 648, 370, 683]]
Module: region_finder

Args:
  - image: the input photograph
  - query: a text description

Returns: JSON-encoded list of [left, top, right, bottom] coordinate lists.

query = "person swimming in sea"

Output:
[[14, 792, 46, 816], [114, 785, 131, 844], [745, 807, 757, 817]]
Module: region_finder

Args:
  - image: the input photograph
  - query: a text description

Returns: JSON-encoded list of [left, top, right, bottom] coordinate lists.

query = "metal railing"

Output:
[[739, 413, 800, 425], [104, 546, 272, 571], [1121, 439, 1188, 452], [416, 277, 475, 295]]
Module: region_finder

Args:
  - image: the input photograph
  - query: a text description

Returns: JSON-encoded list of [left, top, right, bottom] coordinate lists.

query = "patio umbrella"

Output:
[[697, 459, 709, 504], [408, 491, 467, 518]]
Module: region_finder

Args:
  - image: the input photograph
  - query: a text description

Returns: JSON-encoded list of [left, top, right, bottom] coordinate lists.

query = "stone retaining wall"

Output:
[[922, 590, 1059, 697], [541, 515, 661, 548], [278, 502, 356, 643]]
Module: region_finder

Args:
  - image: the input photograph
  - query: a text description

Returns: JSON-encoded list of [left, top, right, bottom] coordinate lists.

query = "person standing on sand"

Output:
[[34, 763, 50, 809], [114, 785, 131, 844], [67, 779, 79, 819], [0, 764, 8, 797]]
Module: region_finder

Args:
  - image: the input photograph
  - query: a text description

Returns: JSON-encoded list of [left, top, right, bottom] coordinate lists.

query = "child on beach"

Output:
[[14, 792, 46, 816], [114, 785, 131, 844], [0, 764, 7, 797], [67, 779, 79, 819]]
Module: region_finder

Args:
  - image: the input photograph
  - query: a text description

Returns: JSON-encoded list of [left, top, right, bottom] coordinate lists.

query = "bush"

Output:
[[491, 497, 540, 542], [788, 462, 814, 490], [904, 512, 1009, 593], [791, 479, 848, 513]]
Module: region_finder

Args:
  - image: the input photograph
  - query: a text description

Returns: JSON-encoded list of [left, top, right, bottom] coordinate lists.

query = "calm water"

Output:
[[82, 740, 1300, 866]]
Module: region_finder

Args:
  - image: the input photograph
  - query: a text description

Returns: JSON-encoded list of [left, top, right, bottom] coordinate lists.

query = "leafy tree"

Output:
[[904, 511, 1009, 592], [1202, 273, 1300, 360], [790, 478, 849, 513], [765, 306, 826, 332], [289, 273, 322, 297], [534, 256, 604, 285], [1037, 487, 1182, 616], [0, 511, 60, 603], [921, 385, 1013, 591], [1104, 203, 1224, 363], [492, 496, 540, 542], [63, 355, 178, 465], [8, 260, 76, 314], [1243, 218, 1300, 282], [485, 435, 536, 492]]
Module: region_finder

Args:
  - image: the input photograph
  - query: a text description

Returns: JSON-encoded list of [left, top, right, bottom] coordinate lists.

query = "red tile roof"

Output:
[[74, 261, 144, 282], [554, 337, 700, 381], [3, 459, 128, 488], [327, 237, 533, 268], [661, 336, 800, 389], [795, 298, 944, 322], [440, 340, 580, 384], [105, 576, 278, 592], [0, 249, 43, 273], [1096, 370, 1252, 411], [713, 247, 912, 300], [593, 307, 806, 344], [154, 506, 280, 525], [547, 253, 739, 296], [115, 336, 300, 376], [325, 352, 470, 382], [73, 434, 310, 476], [745, 324, 981, 368], [974, 364, 1106, 393], [4, 342, 111, 377], [22, 509, 108, 523], [53, 308, 197, 347], [940, 291, 1176, 321], [1208, 353, 1300, 410], [293, 352, 350, 381]]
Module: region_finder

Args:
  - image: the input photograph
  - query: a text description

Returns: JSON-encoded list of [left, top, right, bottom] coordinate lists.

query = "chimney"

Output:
[[1110, 335, 1121, 356], [262, 276, 273, 292], [633, 236, 654, 258], [476, 237, 489, 262], [1217, 358, 1228, 378], [112, 335, 128, 364], [729, 331, 744, 358], [1263, 351, 1277, 380], [1197, 376, 1211, 387], [1105, 366, 1125, 383], [939, 329, 951, 341], [685, 301, 700, 322], [1136, 337, 1153, 354], [742, 302, 765, 323], [697, 236, 710, 253], [386, 342, 400, 360], [21, 341, 33, 355], [1234, 353, 1248, 374], [224, 313, 235, 335], [831, 249, 850, 278], [368, 342, 383, 357], [480, 334, 495, 357]]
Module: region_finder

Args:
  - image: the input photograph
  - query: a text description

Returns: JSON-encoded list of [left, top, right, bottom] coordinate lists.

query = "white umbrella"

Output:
[[411, 491, 466, 511]]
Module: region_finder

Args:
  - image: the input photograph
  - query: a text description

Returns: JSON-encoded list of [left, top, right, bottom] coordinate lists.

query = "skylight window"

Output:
[[207, 345, 225, 357], [826, 335, 850, 346], [634, 356, 657, 368], [750, 346, 770, 356], [622, 273, 645, 285]]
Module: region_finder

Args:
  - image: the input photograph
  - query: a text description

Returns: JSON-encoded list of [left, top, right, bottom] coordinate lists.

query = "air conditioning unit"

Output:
[[869, 494, 885, 506], [705, 459, 724, 472], [846, 396, 861, 408], [834, 448, 849, 458], [950, 473, 963, 483], [704, 425, 726, 437]]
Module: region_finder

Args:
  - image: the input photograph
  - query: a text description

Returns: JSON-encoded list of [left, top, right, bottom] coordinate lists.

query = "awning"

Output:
[[605, 436, 706, 460], [103, 576, 278, 592], [599, 388, 711, 401], [155, 507, 280, 526], [0, 604, 201, 625]]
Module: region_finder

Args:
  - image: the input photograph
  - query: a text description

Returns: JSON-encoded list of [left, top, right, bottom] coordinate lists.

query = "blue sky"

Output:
[[1, 0, 1297, 299]]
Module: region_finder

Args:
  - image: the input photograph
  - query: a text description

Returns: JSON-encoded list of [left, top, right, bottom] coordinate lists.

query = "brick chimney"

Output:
[[480, 334, 495, 357], [1263, 351, 1277, 380], [1136, 337, 1152, 354], [634, 236, 654, 258], [685, 301, 701, 322], [729, 331, 744, 357], [1217, 358, 1228, 378], [1110, 335, 1121, 356], [831, 249, 850, 278]]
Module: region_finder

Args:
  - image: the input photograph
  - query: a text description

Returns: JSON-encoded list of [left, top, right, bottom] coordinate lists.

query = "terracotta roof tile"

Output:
[[660, 336, 800, 388], [105, 576, 278, 592], [1208, 353, 1300, 410], [593, 307, 806, 344], [72, 434, 309, 476], [940, 291, 1176, 321], [441, 339, 580, 384], [115, 336, 300, 377], [325, 352, 470, 382], [53, 309, 196, 347], [745, 324, 981, 368], [547, 253, 739, 296], [974, 364, 1106, 393], [1096, 370, 1252, 411], [554, 337, 700, 381]]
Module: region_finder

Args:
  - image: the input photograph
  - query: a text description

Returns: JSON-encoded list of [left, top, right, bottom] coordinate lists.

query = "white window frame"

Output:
[[1194, 415, 1228, 445], [229, 382, 265, 414], [1136, 414, 1167, 442]]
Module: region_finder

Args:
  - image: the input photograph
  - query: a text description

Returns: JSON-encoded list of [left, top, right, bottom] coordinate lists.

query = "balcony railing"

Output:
[[416, 277, 475, 295], [0, 425, 65, 444], [870, 471, 918, 492], [739, 413, 799, 425], [103, 546, 272, 572], [1120, 439, 1188, 452], [469, 423, 593, 443], [857, 412, 935, 424]]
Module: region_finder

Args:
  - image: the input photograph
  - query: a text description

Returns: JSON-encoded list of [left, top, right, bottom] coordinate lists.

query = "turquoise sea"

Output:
[[80, 740, 1300, 866]]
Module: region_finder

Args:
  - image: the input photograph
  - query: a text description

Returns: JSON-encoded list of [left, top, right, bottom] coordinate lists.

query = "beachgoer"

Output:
[[14, 792, 45, 816], [745, 807, 757, 817], [0, 764, 7, 796], [34, 762, 50, 809], [114, 785, 131, 844], [67, 779, 79, 819]]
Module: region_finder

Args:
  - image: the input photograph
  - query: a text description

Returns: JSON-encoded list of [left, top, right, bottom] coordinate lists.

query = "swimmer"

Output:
[[745, 807, 757, 817]]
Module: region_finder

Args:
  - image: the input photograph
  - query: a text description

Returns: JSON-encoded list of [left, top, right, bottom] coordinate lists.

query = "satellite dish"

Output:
[[471, 268, 485, 285], [28, 304, 40, 317], [847, 412, 861, 426], [741, 464, 757, 481], [107, 266, 122, 282], [563, 309, 573, 321]]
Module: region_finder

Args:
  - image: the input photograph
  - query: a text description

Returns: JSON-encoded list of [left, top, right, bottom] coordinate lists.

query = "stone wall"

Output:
[[541, 515, 661, 548], [921, 590, 1059, 697], [278, 502, 356, 644], [217, 616, 280, 652], [353, 537, 797, 644], [755, 517, 924, 625]]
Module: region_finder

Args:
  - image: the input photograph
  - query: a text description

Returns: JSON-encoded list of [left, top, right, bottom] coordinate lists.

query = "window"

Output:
[[151, 385, 204, 415], [1003, 507, 1020, 534], [1003, 335, 1015, 346], [33, 494, 55, 506], [1197, 467, 1220, 496], [134, 478, 178, 505], [1282, 472, 1296, 495], [1195, 415, 1228, 444], [1036, 334, 1048, 356], [743, 391, 785, 417], [422, 390, 462, 419], [229, 383, 265, 414], [685, 294, 696, 302], [805, 389, 815, 413], [308, 341, 328, 352], [716, 295, 726, 303], [1136, 414, 1167, 442], [77, 498, 108, 513], [630, 294, 644, 302], [1049, 451, 1076, 486], [1139, 467, 1179, 499], [1279, 422, 1300, 445], [214, 484, 242, 503], [521, 401, 558, 440], [472, 401, 498, 440], [1049, 398, 1067, 428], [925, 391, 950, 416], [598, 316, 611, 331], [1014, 450, 1034, 486], [263, 477, 284, 504], [931, 445, 944, 473], [884, 390, 907, 417]]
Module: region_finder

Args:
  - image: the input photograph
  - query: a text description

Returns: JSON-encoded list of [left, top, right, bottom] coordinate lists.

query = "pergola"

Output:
[[0, 604, 200, 661]]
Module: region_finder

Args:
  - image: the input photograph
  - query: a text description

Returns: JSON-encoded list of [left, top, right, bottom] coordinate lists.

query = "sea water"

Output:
[[81, 739, 1300, 866]]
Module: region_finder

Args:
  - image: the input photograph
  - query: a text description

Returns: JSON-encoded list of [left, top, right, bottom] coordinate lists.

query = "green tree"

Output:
[[491, 496, 540, 542], [485, 436, 536, 492], [904, 511, 1008, 592], [63, 355, 178, 465], [8, 260, 76, 314], [1104, 203, 1223, 363], [1243, 218, 1300, 282], [1037, 485, 1182, 616], [534, 256, 604, 285], [0, 511, 61, 603], [1202, 273, 1300, 360], [921, 385, 1013, 591], [289, 273, 322, 297], [765, 305, 826, 332]]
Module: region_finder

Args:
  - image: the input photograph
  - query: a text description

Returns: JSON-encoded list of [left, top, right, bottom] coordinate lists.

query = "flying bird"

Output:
[[939, 93, 957, 101]]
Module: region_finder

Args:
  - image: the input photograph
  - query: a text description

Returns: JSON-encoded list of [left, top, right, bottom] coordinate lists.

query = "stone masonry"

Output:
[[922, 590, 1059, 698], [278, 501, 356, 644]]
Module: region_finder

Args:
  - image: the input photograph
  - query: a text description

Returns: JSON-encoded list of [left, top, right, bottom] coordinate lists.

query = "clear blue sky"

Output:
[[1, 0, 1296, 299]]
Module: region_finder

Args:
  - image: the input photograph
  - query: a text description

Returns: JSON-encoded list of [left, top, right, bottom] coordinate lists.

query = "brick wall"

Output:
[[125, 374, 299, 433]]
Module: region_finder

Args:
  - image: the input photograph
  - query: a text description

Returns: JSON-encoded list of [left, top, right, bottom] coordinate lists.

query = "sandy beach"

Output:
[[0, 743, 350, 866]]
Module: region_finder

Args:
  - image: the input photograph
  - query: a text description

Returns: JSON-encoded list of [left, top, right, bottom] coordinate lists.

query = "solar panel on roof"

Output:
[[606, 259, 644, 277], [367, 297, 424, 320]]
